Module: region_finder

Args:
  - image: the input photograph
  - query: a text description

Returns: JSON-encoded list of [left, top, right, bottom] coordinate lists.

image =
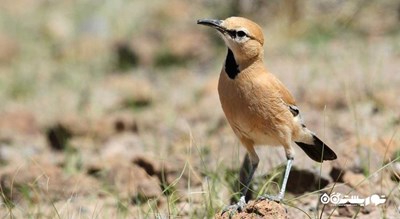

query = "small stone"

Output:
[[342, 171, 370, 195]]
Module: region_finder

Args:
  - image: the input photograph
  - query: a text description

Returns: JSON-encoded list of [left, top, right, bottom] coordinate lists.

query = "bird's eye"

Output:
[[236, 31, 246, 38]]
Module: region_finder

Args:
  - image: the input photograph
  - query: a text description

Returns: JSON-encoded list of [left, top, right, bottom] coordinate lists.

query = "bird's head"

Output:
[[197, 17, 264, 66]]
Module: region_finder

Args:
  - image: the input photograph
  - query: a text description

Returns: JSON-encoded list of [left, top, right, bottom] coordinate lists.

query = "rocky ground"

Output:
[[0, 0, 400, 218]]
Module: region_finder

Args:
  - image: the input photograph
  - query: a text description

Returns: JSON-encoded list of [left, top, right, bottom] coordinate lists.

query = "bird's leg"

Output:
[[259, 157, 293, 202], [222, 152, 259, 215], [239, 153, 258, 201]]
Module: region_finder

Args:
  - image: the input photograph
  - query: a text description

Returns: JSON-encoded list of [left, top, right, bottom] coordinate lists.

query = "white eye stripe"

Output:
[[234, 34, 249, 43]]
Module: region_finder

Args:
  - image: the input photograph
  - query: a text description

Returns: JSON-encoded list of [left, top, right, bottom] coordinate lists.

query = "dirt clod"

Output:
[[105, 160, 162, 204], [0, 110, 40, 142], [0, 162, 100, 203], [217, 200, 289, 219]]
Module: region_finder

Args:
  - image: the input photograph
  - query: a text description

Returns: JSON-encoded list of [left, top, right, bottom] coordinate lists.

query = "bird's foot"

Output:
[[257, 194, 283, 203], [221, 196, 247, 216]]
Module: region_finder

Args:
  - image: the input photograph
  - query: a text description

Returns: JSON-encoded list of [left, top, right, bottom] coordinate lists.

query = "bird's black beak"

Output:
[[197, 19, 225, 32]]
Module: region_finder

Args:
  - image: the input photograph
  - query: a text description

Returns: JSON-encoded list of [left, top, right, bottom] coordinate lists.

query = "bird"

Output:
[[197, 17, 337, 212]]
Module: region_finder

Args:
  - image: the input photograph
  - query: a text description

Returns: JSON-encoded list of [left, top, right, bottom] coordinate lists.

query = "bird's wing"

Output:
[[268, 74, 296, 106], [266, 73, 305, 122]]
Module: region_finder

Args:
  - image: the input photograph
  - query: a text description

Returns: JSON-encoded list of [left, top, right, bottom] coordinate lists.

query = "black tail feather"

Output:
[[295, 135, 337, 163]]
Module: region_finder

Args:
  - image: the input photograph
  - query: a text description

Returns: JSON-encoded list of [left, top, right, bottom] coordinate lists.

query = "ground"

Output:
[[0, 0, 399, 218]]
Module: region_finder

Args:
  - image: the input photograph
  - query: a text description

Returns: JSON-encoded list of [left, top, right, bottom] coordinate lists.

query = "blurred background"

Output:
[[0, 0, 399, 218]]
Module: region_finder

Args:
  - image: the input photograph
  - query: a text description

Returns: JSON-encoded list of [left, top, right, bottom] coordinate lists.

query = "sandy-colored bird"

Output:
[[197, 17, 337, 212]]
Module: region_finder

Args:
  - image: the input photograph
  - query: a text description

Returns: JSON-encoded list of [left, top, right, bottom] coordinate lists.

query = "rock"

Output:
[[93, 74, 154, 112], [321, 182, 359, 196], [104, 159, 162, 204], [0, 0, 41, 15], [337, 206, 353, 217], [106, 74, 154, 109], [166, 29, 210, 62], [100, 133, 144, 161], [134, 154, 203, 191], [0, 143, 49, 166], [92, 111, 139, 140], [217, 199, 289, 219], [87, 151, 202, 205], [56, 114, 92, 136], [60, 35, 109, 61], [197, 77, 219, 97], [0, 162, 100, 203], [77, 36, 110, 61], [342, 171, 370, 195], [371, 88, 400, 110], [45, 112, 139, 151], [335, 136, 398, 174], [131, 36, 157, 66], [301, 86, 347, 110], [0, 110, 40, 142]]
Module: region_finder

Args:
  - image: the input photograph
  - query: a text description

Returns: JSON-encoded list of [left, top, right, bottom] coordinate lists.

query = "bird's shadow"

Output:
[[225, 162, 330, 204]]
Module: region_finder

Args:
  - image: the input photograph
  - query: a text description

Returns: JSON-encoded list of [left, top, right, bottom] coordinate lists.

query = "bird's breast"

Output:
[[217, 70, 290, 146]]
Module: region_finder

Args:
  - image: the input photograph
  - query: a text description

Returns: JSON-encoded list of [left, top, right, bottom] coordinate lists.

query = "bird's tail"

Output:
[[295, 135, 337, 163]]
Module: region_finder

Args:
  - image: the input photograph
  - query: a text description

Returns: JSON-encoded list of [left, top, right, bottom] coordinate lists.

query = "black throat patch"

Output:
[[225, 49, 240, 79]]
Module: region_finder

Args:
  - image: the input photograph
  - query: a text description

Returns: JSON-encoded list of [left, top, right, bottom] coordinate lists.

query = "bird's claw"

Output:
[[258, 194, 282, 203], [221, 196, 247, 216], [221, 204, 241, 216]]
